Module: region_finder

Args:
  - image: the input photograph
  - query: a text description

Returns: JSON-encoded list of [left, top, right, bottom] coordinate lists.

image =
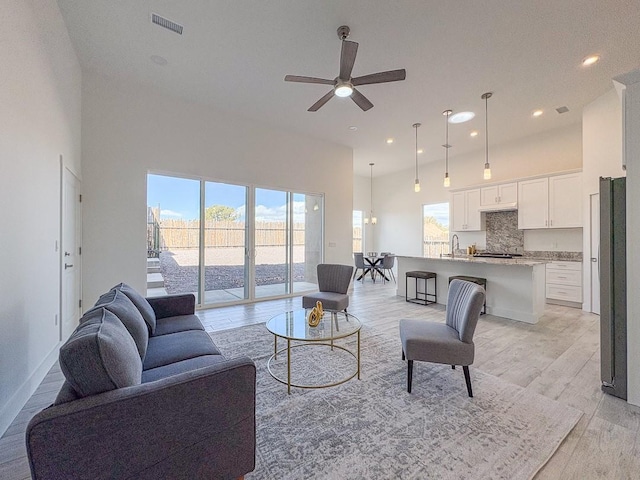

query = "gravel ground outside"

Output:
[[159, 248, 307, 293]]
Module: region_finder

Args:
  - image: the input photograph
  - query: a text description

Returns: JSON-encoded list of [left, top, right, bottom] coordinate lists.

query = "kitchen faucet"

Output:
[[451, 234, 459, 258]]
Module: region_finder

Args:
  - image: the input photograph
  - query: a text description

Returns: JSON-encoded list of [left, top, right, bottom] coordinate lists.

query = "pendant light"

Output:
[[482, 92, 493, 180], [413, 123, 421, 192], [364, 162, 377, 225], [442, 110, 452, 187]]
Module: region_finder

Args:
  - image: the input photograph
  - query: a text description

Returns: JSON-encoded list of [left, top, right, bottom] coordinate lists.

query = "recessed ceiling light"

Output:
[[417, 149, 424, 154], [150, 55, 168, 66], [386, 138, 394, 144], [470, 131, 479, 137], [532, 109, 544, 117], [448, 112, 475, 124], [582, 55, 600, 67], [348, 126, 358, 131]]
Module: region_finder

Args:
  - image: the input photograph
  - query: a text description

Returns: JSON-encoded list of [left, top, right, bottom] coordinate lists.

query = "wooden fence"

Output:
[[149, 219, 307, 250]]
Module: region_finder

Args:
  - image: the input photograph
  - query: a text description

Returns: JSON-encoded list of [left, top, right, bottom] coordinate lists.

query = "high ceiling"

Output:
[[56, 0, 640, 177]]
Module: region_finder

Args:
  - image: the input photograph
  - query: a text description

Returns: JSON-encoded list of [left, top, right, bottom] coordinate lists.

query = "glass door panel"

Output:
[[292, 193, 323, 293], [255, 188, 290, 298], [203, 181, 248, 305], [146, 174, 201, 301]]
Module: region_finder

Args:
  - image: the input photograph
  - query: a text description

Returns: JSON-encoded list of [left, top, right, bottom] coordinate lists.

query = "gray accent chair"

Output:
[[26, 283, 256, 480], [302, 263, 354, 312], [399, 279, 485, 397]]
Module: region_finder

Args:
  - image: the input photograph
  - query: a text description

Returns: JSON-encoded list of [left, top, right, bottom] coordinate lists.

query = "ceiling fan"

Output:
[[284, 26, 406, 112]]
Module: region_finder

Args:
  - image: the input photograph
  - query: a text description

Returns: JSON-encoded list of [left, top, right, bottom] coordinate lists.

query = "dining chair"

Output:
[[399, 279, 485, 397], [378, 255, 396, 283], [353, 252, 368, 283]]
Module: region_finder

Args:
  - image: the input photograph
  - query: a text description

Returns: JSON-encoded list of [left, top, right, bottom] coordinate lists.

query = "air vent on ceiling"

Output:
[[151, 13, 183, 35], [556, 106, 569, 114]]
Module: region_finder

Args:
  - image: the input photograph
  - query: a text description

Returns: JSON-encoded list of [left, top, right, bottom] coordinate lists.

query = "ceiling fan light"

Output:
[[335, 83, 353, 97]]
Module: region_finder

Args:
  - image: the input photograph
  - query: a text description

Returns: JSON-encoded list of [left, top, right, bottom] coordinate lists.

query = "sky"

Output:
[[147, 174, 316, 222]]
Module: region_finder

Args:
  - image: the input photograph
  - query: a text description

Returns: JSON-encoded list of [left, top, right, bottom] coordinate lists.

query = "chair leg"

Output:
[[402, 350, 405, 361], [463, 365, 473, 398], [451, 365, 456, 369], [407, 360, 413, 393]]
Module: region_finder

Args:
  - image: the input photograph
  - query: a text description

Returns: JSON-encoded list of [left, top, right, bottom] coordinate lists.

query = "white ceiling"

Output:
[[56, 0, 640, 177]]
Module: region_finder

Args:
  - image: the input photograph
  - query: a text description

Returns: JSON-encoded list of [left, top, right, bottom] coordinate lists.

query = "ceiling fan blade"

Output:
[[284, 75, 334, 85], [351, 88, 373, 111], [308, 90, 335, 112], [339, 40, 358, 80], [352, 69, 406, 86]]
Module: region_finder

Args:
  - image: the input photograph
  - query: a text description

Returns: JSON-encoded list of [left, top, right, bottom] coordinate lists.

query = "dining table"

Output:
[[358, 254, 390, 282]]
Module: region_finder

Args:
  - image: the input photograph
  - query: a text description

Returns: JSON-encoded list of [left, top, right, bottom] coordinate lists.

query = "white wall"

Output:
[[0, 0, 81, 435], [581, 89, 625, 313], [81, 72, 353, 307], [360, 124, 582, 256]]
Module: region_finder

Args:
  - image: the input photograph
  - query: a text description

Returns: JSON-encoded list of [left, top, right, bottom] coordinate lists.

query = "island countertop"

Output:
[[396, 254, 548, 267], [396, 255, 547, 324]]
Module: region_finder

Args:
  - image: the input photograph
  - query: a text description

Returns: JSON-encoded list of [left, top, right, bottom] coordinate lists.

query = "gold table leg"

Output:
[[287, 338, 291, 395], [357, 329, 361, 380]]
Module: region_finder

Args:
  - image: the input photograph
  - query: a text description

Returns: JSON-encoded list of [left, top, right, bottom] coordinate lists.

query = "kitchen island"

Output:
[[396, 255, 547, 324]]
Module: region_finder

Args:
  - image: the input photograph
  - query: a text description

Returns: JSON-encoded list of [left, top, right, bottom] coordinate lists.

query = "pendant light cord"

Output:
[[445, 114, 449, 172], [414, 125, 418, 178], [485, 94, 489, 165]]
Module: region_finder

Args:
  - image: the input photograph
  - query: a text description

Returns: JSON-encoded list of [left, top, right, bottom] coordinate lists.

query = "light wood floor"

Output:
[[2, 280, 639, 479]]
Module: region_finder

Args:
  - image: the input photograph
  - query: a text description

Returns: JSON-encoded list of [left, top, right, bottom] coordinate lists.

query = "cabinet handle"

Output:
[[545, 220, 548, 226], [550, 219, 553, 226], [495, 196, 498, 203]]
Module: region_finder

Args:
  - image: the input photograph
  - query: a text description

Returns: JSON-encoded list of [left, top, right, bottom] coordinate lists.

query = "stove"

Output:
[[473, 252, 523, 259]]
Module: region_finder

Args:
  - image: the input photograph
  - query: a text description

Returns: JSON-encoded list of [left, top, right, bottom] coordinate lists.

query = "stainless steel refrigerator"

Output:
[[599, 176, 627, 400]]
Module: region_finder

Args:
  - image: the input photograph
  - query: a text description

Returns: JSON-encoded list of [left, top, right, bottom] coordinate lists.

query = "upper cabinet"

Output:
[[480, 182, 518, 208], [518, 173, 582, 229], [451, 189, 482, 231], [549, 173, 582, 228]]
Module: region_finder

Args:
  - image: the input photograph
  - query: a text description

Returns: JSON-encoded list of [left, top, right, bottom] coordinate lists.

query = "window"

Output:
[[423, 203, 449, 256], [352, 210, 363, 253]]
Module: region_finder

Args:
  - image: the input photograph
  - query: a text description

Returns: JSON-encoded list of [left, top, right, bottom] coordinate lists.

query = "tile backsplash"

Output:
[[485, 211, 523, 253], [483, 210, 582, 261]]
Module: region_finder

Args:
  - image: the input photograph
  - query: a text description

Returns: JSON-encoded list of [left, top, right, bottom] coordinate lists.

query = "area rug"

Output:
[[211, 324, 582, 480]]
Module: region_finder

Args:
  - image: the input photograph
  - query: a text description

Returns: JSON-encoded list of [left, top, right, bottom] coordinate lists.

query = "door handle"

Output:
[[64, 251, 71, 257], [65, 263, 74, 269], [591, 258, 598, 262]]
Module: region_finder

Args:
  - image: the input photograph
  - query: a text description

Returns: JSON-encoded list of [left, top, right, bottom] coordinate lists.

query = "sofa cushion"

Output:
[[112, 282, 157, 334], [153, 314, 205, 336], [59, 308, 142, 398], [143, 330, 221, 370], [88, 289, 149, 359], [141, 355, 226, 383]]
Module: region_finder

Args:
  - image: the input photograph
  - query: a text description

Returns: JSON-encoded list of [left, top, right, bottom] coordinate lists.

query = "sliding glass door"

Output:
[[254, 188, 290, 298], [203, 181, 248, 305], [147, 173, 323, 306]]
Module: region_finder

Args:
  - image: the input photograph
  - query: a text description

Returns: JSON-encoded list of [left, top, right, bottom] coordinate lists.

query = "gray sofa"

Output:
[[26, 283, 256, 480]]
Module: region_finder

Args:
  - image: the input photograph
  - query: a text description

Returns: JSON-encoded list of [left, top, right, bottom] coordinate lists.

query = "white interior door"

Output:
[[590, 193, 600, 314], [61, 166, 82, 340]]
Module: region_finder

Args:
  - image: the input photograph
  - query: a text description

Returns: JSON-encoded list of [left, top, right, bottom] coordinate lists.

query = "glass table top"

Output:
[[266, 309, 361, 342]]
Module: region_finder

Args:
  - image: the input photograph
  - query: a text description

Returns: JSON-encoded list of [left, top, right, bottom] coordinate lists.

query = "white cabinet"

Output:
[[480, 182, 518, 207], [549, 173, 582, 228], [518, 173, 582, 229], [518, 178, 549, 229], [451, 189, 482, 231], [546, 261, 582, 305]]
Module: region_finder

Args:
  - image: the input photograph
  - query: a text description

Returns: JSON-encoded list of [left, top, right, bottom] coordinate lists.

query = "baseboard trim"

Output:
[[0, 342, 61, 437]]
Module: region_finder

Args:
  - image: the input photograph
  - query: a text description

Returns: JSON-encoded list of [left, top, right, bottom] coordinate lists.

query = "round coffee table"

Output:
[[266, 309, 361, 394]]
